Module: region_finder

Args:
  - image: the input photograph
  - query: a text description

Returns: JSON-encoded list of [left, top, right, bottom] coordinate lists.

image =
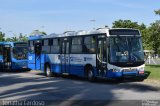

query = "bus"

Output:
[[28, 28, 145, 81], [0, 42, 28, 71]]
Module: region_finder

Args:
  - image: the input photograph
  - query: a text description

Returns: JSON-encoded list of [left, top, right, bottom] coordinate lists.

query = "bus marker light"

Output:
[[139, 71, 144, 74]]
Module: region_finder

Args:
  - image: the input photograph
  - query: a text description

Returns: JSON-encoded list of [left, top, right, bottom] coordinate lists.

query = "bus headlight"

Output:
[[139, 67, 144, 71]]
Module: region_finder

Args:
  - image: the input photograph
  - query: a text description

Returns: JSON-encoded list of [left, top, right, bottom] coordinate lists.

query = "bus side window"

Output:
[[51, 39, 60, 54], [84, 36, 96, 53], [103, 41, 107, 62], [71, 37, 82, 53], [98, 41, 102, 60], [42, 39, 50, 53], [29, 41, 34, 53]]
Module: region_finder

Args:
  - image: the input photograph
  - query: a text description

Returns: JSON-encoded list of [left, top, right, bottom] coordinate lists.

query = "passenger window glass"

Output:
[[71, 37, 82, 53], [84, 36, 96, 53], [51, 39, 60, 53]]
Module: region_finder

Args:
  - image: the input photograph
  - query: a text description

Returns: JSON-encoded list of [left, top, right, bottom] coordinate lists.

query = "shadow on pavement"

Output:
[[0, 71, 159, 106]]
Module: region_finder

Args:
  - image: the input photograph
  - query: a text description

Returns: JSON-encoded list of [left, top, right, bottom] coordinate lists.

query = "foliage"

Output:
[[5, 33, 28, 42], [19, 33, 28, 42], [141, 28, 152, 50], [0, 30, 47, 42], [112, 19, 150, 50], [112, 19, 140, 29], [149, 21, 160, 54], [30, 30, 47, 36], [155, 9, 160, 15], [0, 32, 5, 41]]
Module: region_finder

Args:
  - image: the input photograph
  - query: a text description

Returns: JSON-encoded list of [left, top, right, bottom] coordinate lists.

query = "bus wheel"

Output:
[[87, 68, 95, 82], [45, 65, 53, 77]]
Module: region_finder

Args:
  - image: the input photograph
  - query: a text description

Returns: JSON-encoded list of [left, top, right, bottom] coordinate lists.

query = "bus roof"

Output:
[[0, 42, 27, 46], [28, 34, 44, 40], [28, 28, 141, 40]]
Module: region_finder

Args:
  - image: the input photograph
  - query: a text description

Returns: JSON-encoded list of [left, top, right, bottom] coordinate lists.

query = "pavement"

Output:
[[0, 71, 160, 106]]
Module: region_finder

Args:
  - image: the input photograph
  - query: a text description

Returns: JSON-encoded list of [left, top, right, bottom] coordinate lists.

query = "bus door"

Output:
[[0, 45, 3, 70], [3, 44, 11, 70], [97, 36, 107, 77], [61, 38, 70, 74], [34, 42, 42, 70]]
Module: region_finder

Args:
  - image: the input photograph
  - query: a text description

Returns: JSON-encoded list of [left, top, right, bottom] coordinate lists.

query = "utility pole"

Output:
[[90, 19, 96, 29]]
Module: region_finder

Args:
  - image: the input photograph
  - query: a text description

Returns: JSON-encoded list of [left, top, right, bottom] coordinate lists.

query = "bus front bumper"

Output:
[[12, 61, 28, 70], [107, 70, 145, 79]]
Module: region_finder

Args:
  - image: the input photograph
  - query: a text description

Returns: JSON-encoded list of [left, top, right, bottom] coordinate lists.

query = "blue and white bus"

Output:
[[0, 42, 28, 71], [28, 28, 145, 81]]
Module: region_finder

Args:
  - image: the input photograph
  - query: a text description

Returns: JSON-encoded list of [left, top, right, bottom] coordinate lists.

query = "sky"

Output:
[[0, 0, 159, 37]]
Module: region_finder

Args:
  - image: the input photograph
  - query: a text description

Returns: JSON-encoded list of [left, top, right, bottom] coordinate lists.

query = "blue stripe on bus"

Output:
[[69, 64, 85, 77], [106, 70, 140, 78], [51, 64, 61, 73], [107, 71, 122, 78]]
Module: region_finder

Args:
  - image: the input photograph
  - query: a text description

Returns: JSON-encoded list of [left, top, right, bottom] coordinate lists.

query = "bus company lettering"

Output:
[[70, 57, 83, 62], [84, 57, 92, 61]]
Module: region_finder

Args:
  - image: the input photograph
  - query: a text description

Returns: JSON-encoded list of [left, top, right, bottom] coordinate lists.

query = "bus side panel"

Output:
[[107, 70, 122, 78], [40, 54, 45, 71], [51, 63, 61, 73], [35, 54, 41, 70], [11, 59, 28, 70], [48, 54, 61, 74], [0, 55, 3, 69], [69, 54, 96, 77], [28, 53, 36, 70]]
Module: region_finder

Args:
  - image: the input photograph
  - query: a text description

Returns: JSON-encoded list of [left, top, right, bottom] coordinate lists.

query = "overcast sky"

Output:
[[0, 0, 159, 37]]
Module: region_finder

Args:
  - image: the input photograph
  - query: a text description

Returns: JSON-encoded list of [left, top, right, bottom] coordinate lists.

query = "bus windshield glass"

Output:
[[109, 36, 144, 63], [13, 47, 28, 60]]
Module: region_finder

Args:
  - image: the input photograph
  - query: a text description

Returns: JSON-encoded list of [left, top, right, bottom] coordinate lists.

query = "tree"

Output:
[[149, 20, 160, 54], [19, 33, 28, 42], [5, 33, 28, 42], [112, 19, 140, 29], [30, 30, 47, 36], [41, 31, 47, 35], [0, 32, 5, 41], [5, 38, 12, 42], [141, 28, 152, 50], [155, 9, 160, 15], [10, 37, 18, 42], [112, 19, 151, 50]]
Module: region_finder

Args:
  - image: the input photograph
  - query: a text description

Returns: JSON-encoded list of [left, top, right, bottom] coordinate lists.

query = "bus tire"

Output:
[[45, 65, 53, 77], [87, 67, 95, 82]]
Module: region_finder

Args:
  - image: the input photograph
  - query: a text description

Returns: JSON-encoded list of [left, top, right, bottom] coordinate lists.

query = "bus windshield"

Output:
[[13, 47, 28, 60], [109, 36, 144, 63]]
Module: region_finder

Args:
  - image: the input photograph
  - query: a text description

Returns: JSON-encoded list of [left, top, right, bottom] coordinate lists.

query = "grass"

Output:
[[145, 65, 160, 80]]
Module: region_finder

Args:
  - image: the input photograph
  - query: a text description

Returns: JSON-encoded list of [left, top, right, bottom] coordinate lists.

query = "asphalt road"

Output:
[[0, 71, 160, 106]]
